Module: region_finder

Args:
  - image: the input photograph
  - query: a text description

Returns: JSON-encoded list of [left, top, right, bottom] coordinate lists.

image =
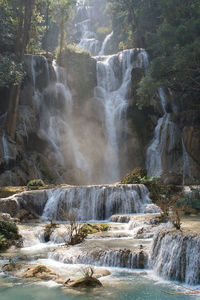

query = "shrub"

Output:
[[0, 234, 7, 250], [27, 179, 45, 187], [0, 221, 20, 251], [120, 167, 147, 184]]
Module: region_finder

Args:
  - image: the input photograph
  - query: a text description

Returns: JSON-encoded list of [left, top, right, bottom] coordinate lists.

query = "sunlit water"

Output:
[[0, 269, 198, 300]]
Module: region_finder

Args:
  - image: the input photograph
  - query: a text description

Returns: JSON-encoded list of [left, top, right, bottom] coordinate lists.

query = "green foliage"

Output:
[[80, 223, 109, 235], [0, 55, 25, 87], [27, 179, 45, 187], [120, 167, 147, 184], [96, 26, 111, 41], [182, 190, 200, 211], [0, 221, 20, 250], [0, 234, 7, 250], [109, 0, 200, 107], [0, 221, 18, 240]]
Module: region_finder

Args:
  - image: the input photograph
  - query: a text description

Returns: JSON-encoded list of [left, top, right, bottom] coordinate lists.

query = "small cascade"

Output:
[[182, 138, 192, 185], [146, 89, 182, 178], [50, 246, 148, 269], [99, 31, 113, 55], [19, 225, 45, 248], [151, 231, 200, 285], [76, 17, 101, 55], [41, 184, 152, 221], [2, 132, 10, 165], [146, 88, 193, 181]]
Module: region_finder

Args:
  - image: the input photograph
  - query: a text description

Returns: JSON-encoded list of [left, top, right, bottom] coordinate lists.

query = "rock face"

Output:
[[151, 229, 200, 285]]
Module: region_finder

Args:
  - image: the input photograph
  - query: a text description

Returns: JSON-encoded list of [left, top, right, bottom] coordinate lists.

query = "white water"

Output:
[[146, 88, 192, 180], [182, 138, 192, 185], [42, 184, 152, 221], [2, 132, 10, 165], [151, 231, 200, 285], [99, 31, 113, 55]]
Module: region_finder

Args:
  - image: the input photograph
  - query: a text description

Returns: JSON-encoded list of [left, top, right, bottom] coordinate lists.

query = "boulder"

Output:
[[2, 263, 24, 272], [69, 277, 103, 288], [24, 265, 57, 280]]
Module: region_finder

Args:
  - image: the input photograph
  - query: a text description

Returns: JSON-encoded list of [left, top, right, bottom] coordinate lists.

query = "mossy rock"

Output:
[[25, 265, 56, 280], [70, 277, 103, 288], [81, 223, 109, 235], [27, 179, 45, 187], [0, 186, 27, 198], [120, 167, 147, 184]]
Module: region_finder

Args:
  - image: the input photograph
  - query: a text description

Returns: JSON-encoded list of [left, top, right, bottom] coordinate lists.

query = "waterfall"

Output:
[[182, 138, 192, 185], [99, 31, 113, 55], [146, 89, 179, 178], [94, 49, 141, 182], [41, 184, 152, 221], [2, 132, 10, 165], [146, 88, 193, 181], [50, 246, 148, 269], [151, 231, 200, 285], [76, 18, 101, 55]]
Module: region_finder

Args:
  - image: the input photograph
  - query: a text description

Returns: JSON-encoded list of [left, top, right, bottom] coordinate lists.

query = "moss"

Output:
[[0, 186, 27, 198], [81, 223, 109, 235], [27, 179, 45, 187], [120, 167, 147, 184]]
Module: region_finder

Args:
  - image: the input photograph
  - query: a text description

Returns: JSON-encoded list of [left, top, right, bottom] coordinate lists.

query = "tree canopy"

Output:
[[108, 0, 200, 106]]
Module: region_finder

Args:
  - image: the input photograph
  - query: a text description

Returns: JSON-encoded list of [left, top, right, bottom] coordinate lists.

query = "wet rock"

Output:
[[24, 265, 57, 280], [0, 198, 19, 217], [2, 263, 24, 272], [16, 209, 36, 222], [110, 215, 131, 223], [69, 277, 103, 288], [0, 213, 13, 222]]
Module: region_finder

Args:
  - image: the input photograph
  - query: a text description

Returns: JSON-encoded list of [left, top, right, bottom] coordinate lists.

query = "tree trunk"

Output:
[[6, 0, 35, 139]]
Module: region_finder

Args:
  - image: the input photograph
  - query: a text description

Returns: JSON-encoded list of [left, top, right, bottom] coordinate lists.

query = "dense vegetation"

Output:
[[0, 220, 21, 250], [0, 0, 76, 138], [108, 0, 200, 107]]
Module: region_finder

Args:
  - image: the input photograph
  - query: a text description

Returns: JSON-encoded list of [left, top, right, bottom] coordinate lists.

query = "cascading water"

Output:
[[41, 184, 152, 221], [146, 88, 192, 181], [151, 230, 200, 285], [99, 31, 113, 55], [50, 246, 148, 269], [94, 51, 131, 181], [2, 132, 10, 165]]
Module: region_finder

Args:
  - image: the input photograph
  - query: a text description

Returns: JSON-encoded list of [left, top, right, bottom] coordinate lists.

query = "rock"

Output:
[[2, 263, 24, 272], [0, 213, 13, 222], [0, 197, 19, 217], [24, 265, 57, 280], [69, 277, 103, 288], [16, 209, 31, 222], [110, 215, 131, 223]]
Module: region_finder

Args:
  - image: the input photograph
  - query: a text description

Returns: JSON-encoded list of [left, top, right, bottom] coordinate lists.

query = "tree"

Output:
[[6, 0, 35, 139], [52, 0, 76, 56]]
